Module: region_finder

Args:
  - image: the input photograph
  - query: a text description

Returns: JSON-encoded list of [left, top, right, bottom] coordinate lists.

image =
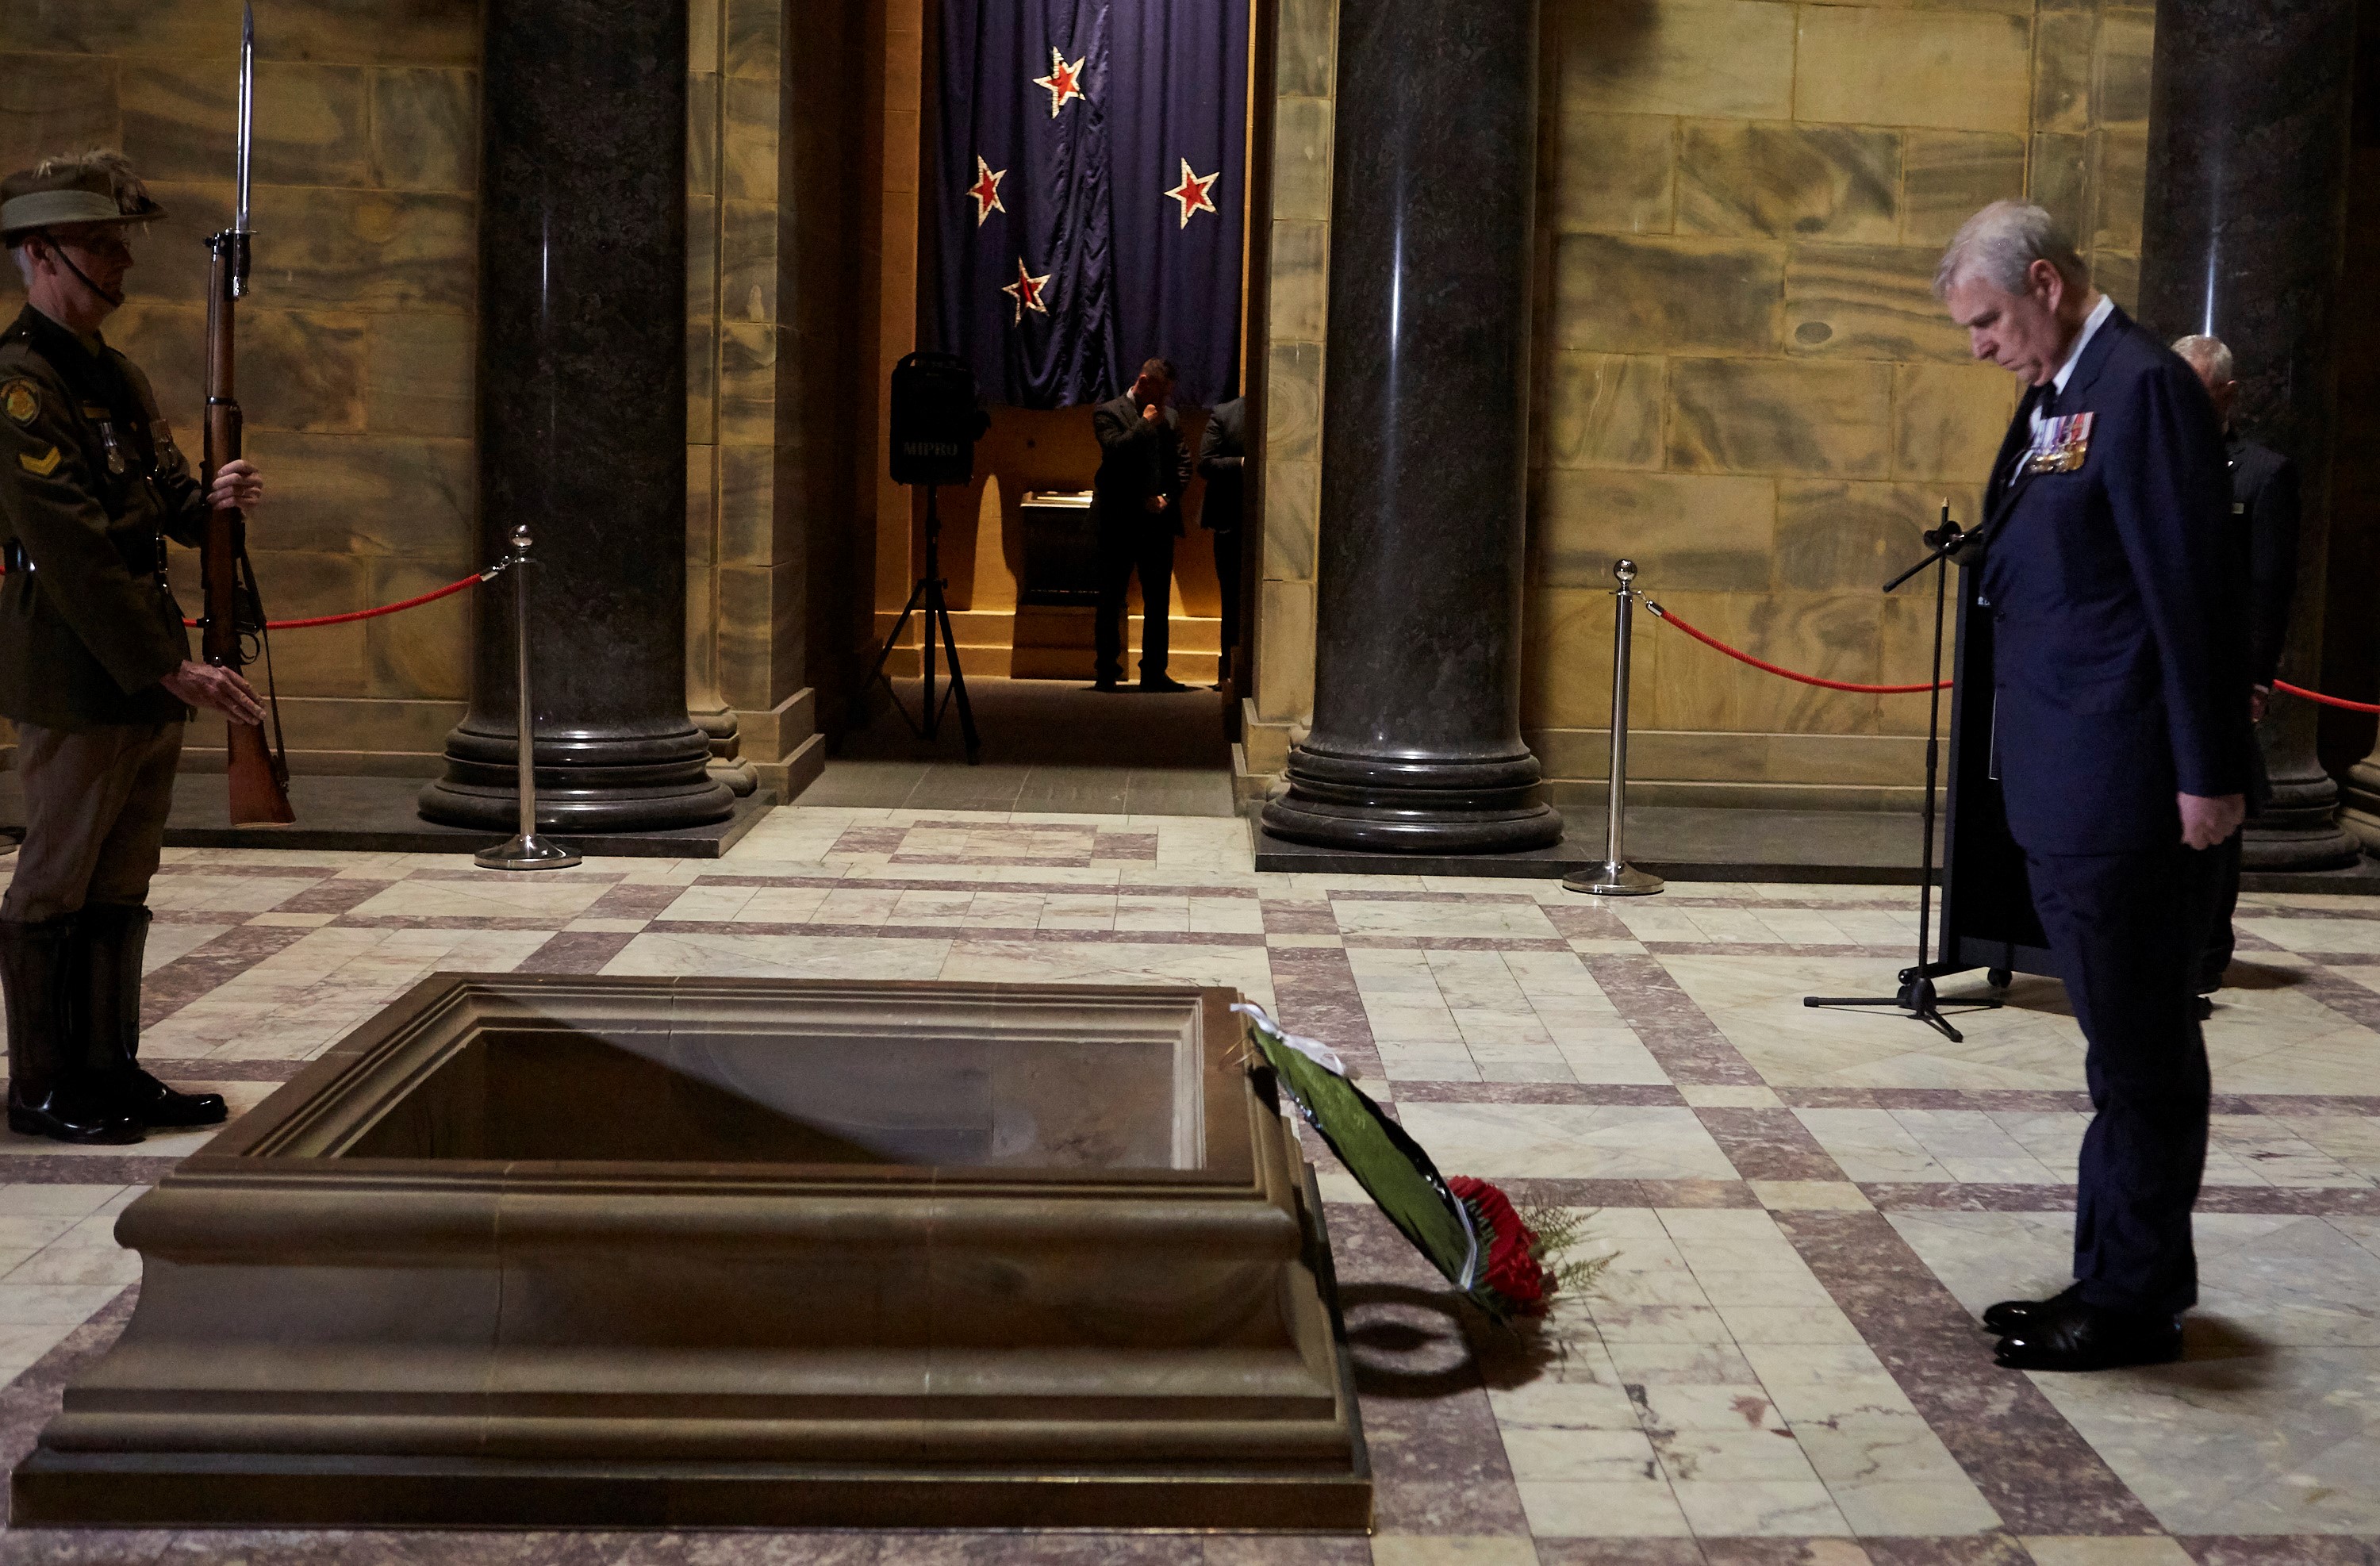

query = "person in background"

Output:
[[1090, 358, 1192, 693], [2171, 333, 2297, 1008], [1935, 201, 2248, 1372], [1196, 393, 1245, 689]]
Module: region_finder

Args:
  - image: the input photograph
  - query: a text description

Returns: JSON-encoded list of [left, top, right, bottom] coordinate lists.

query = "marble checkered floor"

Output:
[[0, 804, 2376, 1565]]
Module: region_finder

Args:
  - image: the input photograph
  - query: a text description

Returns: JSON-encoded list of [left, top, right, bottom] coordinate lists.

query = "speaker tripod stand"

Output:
[[862, 483, 981, 764], [1803, 506, 2003, 1043]]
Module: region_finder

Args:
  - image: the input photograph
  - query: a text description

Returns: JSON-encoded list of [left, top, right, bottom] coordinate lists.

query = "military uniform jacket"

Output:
[[1976, 305, 2251, 856], [0, 305, 201, 730]]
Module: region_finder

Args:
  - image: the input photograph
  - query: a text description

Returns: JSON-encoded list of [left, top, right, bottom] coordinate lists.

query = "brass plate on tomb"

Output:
[[12, 975, 1370, 1530]]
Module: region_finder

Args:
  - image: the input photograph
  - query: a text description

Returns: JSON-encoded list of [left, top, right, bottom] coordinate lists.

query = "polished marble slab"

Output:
[[0, 804, 2374, 1559]]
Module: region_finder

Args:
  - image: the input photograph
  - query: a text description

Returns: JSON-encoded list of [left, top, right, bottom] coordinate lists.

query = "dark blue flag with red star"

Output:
[[933, 0, 1246, 409]]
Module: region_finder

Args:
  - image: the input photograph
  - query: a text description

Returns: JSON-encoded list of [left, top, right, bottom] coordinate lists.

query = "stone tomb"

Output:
[[12, 976, 1370, 1530]]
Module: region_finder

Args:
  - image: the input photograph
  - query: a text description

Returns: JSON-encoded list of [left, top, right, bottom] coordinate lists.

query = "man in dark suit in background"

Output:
[[2171, 334, 2297, 1003], [1937, 202, 2251, 1372], [1196, 393, 1245, 689], [1090, 358, 1192, 693]]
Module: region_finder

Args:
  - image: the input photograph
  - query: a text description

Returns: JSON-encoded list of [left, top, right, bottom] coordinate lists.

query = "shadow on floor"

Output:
[[813, 675, 1236, 817]]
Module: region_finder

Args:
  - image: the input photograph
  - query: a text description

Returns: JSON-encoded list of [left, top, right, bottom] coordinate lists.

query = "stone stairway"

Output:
[[873, 607, 1223, 684]]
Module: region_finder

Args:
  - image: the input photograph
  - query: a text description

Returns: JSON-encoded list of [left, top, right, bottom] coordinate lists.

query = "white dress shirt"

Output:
[[2032, 291, 2114, 436]]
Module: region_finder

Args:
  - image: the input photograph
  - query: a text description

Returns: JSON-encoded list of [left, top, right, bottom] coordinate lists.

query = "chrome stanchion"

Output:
[[475, 523, 581, 871], [1564, 559, 1663, 897]]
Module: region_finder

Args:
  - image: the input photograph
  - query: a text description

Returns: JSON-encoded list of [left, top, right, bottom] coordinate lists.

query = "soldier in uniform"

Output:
[[0, 151, 268, 1144]]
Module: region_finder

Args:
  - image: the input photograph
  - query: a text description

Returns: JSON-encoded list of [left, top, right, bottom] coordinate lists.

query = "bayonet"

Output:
[[232, 1, 254, 297], [201, 0, 293, 826]]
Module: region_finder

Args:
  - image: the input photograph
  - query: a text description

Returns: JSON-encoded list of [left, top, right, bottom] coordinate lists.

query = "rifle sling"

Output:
[[237, 532, 291, 781]]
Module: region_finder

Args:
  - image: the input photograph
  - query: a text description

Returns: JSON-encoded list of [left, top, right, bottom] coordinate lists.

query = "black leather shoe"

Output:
[[1087, 678, 1120, 693], [1994, 1300, 2182, 1372], [115, 1069, 227, 1129], [0, 918, 140, 1144], [2194, 994, 2215, 1022], [1981, 1283, 2081, 1335], [75, 904, 224, 1128], [6, 1082, 143, 1146], [1140, 674, 1192, 693]]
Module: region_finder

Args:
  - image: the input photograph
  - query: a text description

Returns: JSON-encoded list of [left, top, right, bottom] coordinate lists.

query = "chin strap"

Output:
[[34, 232, 125, 309]]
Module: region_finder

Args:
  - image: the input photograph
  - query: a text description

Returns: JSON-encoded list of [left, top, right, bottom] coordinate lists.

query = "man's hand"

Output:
[[207, 459, 263, 513], [1141, 401, 1161, 424], [163, 660, 267, 725], [1143, 495, 1167, 513], [2250, 687, 2269, 724], [2178, 792, 2246, 850]]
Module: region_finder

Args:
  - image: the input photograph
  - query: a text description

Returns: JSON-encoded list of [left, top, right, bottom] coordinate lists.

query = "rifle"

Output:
[[200, 1, 293, 826]]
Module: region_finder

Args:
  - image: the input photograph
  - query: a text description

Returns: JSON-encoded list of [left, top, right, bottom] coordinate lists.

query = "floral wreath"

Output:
[[1234, 1002, 1605, 1322]]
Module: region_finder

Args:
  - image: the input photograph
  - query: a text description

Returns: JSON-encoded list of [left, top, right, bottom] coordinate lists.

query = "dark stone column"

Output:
[[2138, 0, 2360, 869], [419, 0, 731, 833], [1259, 0, 1560, 854]]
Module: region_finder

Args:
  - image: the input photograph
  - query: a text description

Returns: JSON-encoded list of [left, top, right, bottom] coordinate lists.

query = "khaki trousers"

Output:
[[2, 721, 183, 924]]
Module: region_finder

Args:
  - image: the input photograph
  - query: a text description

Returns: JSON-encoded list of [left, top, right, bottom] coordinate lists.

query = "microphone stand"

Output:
[[1803, 504, 2002, 1043]]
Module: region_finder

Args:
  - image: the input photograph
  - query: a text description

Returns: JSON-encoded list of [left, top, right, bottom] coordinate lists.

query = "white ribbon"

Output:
[[1451, 1185, 1481, 1294], [1230, 1000, 1347, 1077]]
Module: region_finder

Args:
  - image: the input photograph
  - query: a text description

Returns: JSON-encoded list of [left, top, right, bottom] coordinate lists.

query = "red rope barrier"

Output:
[[2276, 679, 2380, 715], [1647, 599, 2380, 712], [180, 570, 487, 631], [1644, 600, 1948, 694]]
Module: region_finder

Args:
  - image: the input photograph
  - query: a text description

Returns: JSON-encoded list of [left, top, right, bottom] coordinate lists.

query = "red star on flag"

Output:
[[966, 155, 1006, 226], [1033, 47, 1087, 117], [1000, 256, 1050, 324], [1165, 158, 1220, 228]]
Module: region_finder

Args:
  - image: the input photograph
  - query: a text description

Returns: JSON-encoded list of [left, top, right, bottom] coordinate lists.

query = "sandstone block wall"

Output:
[[1246, 0, 2152, 807]]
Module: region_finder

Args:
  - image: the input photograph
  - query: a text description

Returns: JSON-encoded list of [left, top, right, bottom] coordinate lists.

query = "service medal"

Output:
[[2026, 410, 2094, 474]]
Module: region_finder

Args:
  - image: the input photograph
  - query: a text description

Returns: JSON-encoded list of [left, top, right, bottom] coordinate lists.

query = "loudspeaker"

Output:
[[889, 351, 988, 488]]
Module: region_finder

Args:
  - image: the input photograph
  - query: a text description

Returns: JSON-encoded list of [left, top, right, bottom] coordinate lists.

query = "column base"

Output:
[[2243, 822, 2365, 871], [1261, 743, 1563, 854], [419, 720, 735, 834], [2247, 766, 2363, 870], [2342, 757, 2380, 854]]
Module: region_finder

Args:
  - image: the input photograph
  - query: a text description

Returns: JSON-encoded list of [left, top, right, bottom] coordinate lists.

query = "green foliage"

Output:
[[1242, 1020, 1479, 1295], [1521, 1203, 1617, 1297]]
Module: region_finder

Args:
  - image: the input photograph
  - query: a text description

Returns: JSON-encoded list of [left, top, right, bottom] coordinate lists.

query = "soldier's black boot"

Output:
[[0, 917, 143, 1144], [79, 904, 225, 1129]]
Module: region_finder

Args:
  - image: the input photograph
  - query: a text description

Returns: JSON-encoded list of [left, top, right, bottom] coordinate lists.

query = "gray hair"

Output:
[[2171, 334, 2235, 382], [1933, 201, 2090, 297]]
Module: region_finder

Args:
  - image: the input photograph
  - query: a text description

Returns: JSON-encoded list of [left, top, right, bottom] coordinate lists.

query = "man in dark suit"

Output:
[[2171, 334, 2297, 1000], [1090, 357, 1192, 693], [1937, 202, 2251, 1372], [1196, 393, 1245, 688]]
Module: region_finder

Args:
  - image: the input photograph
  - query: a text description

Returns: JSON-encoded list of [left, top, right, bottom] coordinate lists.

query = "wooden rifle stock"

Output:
[[200, 233, 294, 827]]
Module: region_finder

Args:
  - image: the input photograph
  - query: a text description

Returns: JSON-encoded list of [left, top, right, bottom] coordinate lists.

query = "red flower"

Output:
[[1448, 1175, 1551, 1316]]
